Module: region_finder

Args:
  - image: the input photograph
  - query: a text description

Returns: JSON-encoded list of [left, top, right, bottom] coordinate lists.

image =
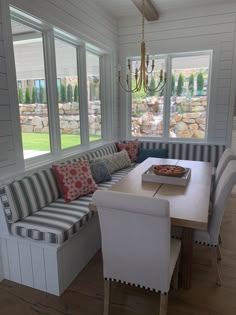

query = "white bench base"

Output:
[[0, 215, 101, 295]]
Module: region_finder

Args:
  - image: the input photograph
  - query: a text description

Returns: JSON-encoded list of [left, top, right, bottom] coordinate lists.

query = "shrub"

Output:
[[171, 74, 175, 96], [176, 73, 185, 96], [32, 86, 36, 103], [188, 73, 194, 96], [148, 76, 156, 96], [60, 84, 66, 103], [74, 84, 79, 102], [67, 84, 73, 102], [39, 86, 45, 103], [18, 87, 23, 103], [25, 87, 31, 104], [197, 72, 204, 94]]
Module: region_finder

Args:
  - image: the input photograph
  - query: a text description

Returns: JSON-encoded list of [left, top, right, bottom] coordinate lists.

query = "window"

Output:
[[86, 51, 102, 142], [55, 38, 81, 149], [12, 20, 51, 159], [10, 6, 109, 164], [131, 57, 166, 137], [131, 52, 211, 140], [169, 54, 210, 139]]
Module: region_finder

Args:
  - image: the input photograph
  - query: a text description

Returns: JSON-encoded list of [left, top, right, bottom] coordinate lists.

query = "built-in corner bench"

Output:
[[0, 141, 226, 295]]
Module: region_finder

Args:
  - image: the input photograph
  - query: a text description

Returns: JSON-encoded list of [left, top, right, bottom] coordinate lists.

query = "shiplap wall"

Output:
[[0, 1, 21, 184], [0, 0, 118, 182], [118, 3, 236, 145]]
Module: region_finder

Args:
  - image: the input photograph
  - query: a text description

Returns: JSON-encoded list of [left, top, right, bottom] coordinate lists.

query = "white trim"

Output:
[[79, 44, 89, 146], [226, 16, 236, 146], [1, 0, 24, 171], [43, 29, 61, 154]]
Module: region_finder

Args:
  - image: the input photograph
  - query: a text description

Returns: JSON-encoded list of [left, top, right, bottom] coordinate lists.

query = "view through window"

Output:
[[12, 20, 51, 159], [55, 38, 81, 149], [86, 51, 102, 142], [131, 57, 166, 137], [131, 53, 210, 140]]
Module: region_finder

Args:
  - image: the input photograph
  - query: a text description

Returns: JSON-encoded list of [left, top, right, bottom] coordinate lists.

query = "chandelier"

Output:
[[118, 0, 167, 93]]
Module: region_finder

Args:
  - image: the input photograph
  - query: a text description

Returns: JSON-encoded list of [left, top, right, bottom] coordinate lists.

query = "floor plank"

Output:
[[0, 198, 236, 315]]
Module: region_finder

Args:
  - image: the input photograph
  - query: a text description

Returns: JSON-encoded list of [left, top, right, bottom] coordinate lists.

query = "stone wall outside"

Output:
[[20, 101, 102, 135], [132, 96, 207, 139]]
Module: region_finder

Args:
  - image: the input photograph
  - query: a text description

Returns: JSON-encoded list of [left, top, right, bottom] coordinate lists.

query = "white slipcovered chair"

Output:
[[172, 160, 236, 285], [211, 148, 236, 244], [93, 190, 181, 315], [213, 148, 236, 190]]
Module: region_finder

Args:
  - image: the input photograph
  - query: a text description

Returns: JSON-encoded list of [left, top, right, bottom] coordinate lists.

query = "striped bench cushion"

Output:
[[72, 143, 118, 162], [10, 165, 136, 244], [139, 142, 226, 167], [1, 168, 60, 223]]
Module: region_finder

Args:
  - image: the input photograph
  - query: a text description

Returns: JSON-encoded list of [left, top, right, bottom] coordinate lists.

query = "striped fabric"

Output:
[[1, 168, 60, 223], [72, 143, 118, 162], [10, 165, 136, 244], [139, 141, 226, 167]]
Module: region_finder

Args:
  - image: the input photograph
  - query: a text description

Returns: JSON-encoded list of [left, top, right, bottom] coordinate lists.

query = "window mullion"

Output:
[[43, 29, 61, 154], [163, 55, 172, 140], [100, 54, 112, 141], [78, 45, 89, 146]]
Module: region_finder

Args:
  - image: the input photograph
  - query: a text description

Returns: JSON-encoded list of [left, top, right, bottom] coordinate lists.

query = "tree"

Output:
[[197, 71, 204, 95], [176, 73, 185, 96], [171, 74, 175, 96], [32, 86, 36, 103], [25, 87, 31, 104], [39, 86, 45, 103], [148, 76, 156, 97], [74, 84, 79, 102], [18, 87, 23, 104], [67, 84, 73, 102], [188, 73, 194, 96], [60, 84, 66, 103]]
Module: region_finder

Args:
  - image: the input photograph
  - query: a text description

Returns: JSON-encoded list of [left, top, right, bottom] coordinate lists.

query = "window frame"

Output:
[[129, 50, 213, 143], [10, 8, 110, 169]]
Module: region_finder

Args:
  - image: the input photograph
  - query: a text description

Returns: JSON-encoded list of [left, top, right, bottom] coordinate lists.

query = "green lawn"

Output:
[[22, 133, 101, 151]]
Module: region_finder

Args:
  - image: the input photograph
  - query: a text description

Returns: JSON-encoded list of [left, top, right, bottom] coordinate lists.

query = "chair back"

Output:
[[210, 160, 236, 244], [93, 190, 171, 293], [215, 148, 236, 187]]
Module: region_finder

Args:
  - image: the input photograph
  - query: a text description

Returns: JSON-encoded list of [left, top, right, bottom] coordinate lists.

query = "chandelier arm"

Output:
[[146, 79, 166, 92], [119, 79, 139, 93]]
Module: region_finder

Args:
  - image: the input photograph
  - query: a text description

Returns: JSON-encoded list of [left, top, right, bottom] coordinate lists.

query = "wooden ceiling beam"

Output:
[[131, 0, 159, 21]]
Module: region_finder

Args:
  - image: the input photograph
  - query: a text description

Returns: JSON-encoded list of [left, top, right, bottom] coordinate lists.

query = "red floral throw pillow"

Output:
[[53, 160, 97, 202], [116, 139, 139, 162]]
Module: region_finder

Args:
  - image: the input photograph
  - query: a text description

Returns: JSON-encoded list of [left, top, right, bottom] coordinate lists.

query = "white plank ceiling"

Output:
[[90, 0, 236, 19]]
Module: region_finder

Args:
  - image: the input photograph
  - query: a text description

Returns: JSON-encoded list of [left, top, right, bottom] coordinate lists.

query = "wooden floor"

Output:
[[1, 197, 236, 315]]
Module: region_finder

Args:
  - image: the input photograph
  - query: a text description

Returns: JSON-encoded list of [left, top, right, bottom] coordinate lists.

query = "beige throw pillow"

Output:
[[100, 150, 131, 174]]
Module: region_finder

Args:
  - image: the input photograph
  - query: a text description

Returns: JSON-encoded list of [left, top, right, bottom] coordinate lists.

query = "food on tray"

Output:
[[153, 165, 186, 177]]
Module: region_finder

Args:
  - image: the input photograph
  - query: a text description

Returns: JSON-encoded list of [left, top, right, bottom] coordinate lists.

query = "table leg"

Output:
[[181, 227, 193, 289]]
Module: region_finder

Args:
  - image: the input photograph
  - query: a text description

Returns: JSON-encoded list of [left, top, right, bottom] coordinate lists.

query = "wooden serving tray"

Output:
[[142, 165, 191, 186]]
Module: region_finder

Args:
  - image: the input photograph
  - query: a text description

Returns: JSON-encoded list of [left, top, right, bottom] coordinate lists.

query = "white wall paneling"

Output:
[[0, 215, 101, 295], [118, 3, 236, 145], [0, 0, 23, 181]]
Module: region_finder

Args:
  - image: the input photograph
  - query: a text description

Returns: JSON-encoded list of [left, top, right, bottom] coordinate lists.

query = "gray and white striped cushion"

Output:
[[1, 168, 60, 223], [10, 165, 136, 244], [71, 143, 118, 162], [11, 197, 95, 244], [139, 141, 226, 167]]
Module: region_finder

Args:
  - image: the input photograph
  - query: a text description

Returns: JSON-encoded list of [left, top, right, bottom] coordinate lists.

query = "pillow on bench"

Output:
[[90, 160, 111, 184], [116, 139, 139, 162], [99, 150, 131, 174], [53, 160, 97, 202], [137, 148, 168, 163]]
